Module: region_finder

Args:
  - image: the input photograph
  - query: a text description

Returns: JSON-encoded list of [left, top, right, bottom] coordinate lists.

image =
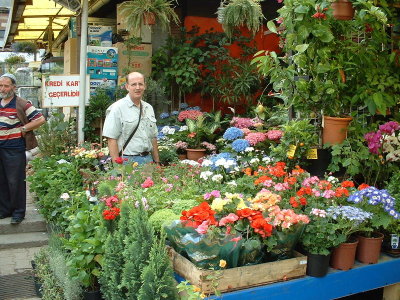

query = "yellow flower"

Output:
[[211, 198, 227, 211], [219, 259, 227, 268], [236, 199, 247, 210], [132, 162, 139, 168], [200, 293, 206, 299], [192, 285, 201, 293]]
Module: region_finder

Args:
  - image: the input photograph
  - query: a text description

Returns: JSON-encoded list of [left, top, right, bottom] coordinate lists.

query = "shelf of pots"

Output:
[[252, 0, 399, 146]]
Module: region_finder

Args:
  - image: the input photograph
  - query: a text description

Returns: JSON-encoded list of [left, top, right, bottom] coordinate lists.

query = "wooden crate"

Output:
[[168, 246, 307, 294]]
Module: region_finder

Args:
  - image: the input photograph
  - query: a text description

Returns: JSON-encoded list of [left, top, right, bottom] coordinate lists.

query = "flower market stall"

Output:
[[25, 0, 400, 299]]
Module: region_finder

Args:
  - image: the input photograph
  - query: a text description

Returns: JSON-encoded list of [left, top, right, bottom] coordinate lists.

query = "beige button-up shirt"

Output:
[[103, 95, 158, 155]]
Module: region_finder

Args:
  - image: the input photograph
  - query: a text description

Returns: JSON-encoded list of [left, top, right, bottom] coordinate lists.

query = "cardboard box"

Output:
[[115, 43, 152, 76], [168, 246, 307, 294], [88, 25, 113, 47], [64, 38, 79, 74]]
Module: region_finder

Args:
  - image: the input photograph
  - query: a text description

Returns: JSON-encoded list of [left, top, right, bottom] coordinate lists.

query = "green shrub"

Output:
[[148, 208, 179, 233]]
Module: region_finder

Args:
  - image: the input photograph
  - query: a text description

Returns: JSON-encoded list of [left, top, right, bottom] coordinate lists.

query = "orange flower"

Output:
[[341, 180, 355, 188], [358, 183, 369, 190], [284, 176, 297, 185], [335, 187, 349, 197]]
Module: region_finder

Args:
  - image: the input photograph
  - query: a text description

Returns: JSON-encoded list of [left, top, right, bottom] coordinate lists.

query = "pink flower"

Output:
[[165, 183, 173, 192], [219, 213, 239, 226], [311, 208, 327, 217], [230, 117, 260, 129], [302, 176, 320, 187], [274, 182, 289, 191], [204, 190, 221, 200], [141, 177, 154, 188], [178, 110, 203, 122], [115, 181, 126, 192], [161, 177, 168, 183], [245, 132, 268, 146], [266, 130, 283, 141], [195, 221, 209, 234], [322, 189, 335, 199]]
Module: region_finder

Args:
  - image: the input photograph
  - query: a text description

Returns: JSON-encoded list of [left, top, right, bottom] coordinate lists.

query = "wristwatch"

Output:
[[21, 126, 27, 133]]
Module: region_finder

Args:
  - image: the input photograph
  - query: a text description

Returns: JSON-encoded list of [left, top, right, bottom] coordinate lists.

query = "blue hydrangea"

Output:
[[223, 127, 244, 141], [187, 106, 201, 111], [208, 152, 237, 171], [171, 110, 179, 116], [180, 103, 189, 109], [159, 112, 170, 119], [232, 139, 250, 152]]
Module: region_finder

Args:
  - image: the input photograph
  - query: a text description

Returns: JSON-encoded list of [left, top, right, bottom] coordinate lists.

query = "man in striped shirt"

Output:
[[0, 73, 45, 224]]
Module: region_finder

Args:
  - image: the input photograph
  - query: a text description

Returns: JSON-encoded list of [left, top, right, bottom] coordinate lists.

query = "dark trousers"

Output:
[[0, 147, 26, 218]]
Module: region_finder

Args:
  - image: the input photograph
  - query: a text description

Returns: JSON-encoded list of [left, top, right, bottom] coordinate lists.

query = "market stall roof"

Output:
[[10, 0, 76, 45]]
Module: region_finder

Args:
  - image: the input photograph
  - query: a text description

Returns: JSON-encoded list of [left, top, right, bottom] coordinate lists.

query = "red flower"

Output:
[[358, 183, 369, 190], [103, 207, 121, 220], [180, 202, 217, 228], [335, 187, 349, 197], [312, 12, 327, 19], [114, 157, 127, 164], [341, 180, 354, 188], [250, 218, 273, 238]]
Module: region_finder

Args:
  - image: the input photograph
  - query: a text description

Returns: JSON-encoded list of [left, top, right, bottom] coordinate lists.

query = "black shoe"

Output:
[[10, 217, 24, 224], [0, 214, 10, 219]]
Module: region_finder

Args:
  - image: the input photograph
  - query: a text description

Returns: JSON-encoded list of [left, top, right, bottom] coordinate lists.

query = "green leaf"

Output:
[[295, 44, 309, 53], [267, 21, 277, 33]]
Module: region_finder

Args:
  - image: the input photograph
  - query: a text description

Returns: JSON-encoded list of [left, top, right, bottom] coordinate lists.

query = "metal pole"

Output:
[[78, 0, 88, 143]]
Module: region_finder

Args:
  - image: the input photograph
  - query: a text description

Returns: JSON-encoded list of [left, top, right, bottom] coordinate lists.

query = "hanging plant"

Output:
[[218, 0, 264, 38], [11, 41, 38, 55], [119, 0, 180, 35]]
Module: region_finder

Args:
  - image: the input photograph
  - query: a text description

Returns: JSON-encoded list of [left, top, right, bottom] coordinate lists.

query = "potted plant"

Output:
[[217, 0, 264, 38], [119, 0, 180, 34], [252, 0, 393, 145], [300, 208, 346, 277], [347, 185, 400, 263], [326, 205, 372, 270]]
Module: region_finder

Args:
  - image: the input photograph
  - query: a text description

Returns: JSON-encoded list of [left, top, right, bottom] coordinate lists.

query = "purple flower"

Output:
[[364, 132, 382, 155], [379, 121, 400, 134]]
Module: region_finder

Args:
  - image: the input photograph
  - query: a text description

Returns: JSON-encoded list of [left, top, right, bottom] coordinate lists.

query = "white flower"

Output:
[[327, 176, 339, 184], [250, 158, 260, 164], [60, 193, 70, 200], [262, 156, 272, 163], [180, 159, 199, 166], [215, 158, 226, 166], [227, 181, 237, 187], [161, 126, 171, 134], [57, 159, 69, 164], [200, 171, 213, 180], [201, 159, 213, 167], [179, 125, 188, 131], [211, 174, 223, 182], [168, 128, 176, 135], [245, 147, 254, 152]]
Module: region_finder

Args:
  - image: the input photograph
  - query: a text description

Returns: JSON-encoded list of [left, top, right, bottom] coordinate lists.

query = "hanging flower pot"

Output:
[[330, 238, 359, 271], [306, 253, 331, 277], [331, 0, 355, 20], [186, 148, 206, 161], [322, 115, 353, 145], [143, 12, 156, 25], [356, 232, 384, 264]]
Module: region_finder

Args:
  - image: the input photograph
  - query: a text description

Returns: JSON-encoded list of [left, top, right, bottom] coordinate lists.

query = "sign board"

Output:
[[87, 46, 118, 79], [42, 75, 90, 107]]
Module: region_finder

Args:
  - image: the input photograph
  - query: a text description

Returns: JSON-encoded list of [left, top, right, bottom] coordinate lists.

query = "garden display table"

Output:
[[201, 254, 400, 299]]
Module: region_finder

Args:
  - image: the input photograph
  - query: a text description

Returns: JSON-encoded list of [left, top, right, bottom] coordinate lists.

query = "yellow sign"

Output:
[[306, 148, 318, 159], [287, 145, 297, 157]]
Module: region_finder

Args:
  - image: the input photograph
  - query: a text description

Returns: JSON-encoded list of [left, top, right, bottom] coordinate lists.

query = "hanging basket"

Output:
[[331, 0, 355, 21]]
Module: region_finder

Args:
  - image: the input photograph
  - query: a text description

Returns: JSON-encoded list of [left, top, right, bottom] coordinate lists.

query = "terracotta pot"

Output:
[[322, 115, 353, 145], [306, 253, 331, 277], [330, 239, 358, 271], [186, 148, 206, 161], [331, 0, 355, 20], [143, 12, 156, 25], [356, 232, 384, 264], [178, 153, 187, 160]]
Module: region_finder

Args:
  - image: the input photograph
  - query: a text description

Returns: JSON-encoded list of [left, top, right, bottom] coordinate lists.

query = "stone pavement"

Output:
[[0, 183, 47, 300]]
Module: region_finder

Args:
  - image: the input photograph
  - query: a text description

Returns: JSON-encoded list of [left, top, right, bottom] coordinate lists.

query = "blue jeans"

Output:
[[123, 154, 153, 165]]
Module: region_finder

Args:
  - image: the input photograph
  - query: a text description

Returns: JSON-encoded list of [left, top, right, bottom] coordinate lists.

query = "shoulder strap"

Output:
[[119, 103, 143, 157]]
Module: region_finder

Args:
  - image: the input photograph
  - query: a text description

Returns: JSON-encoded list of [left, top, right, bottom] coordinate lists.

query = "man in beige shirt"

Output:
[[103, 72, 159, 165]]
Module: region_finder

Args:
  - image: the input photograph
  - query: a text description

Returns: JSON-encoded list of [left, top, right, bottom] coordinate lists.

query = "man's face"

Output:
[[0, 77, 15, 99], [125, 74, 146, 102]]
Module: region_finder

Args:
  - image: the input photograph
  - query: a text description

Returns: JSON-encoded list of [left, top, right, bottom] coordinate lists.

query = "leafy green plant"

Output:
[[158, 145, 178, 165], [11, 41, 37, 55], [64, 204, 106, 291], [218, 0, 264, 38], [83, 87, 115, 145], [119, 0, 180, 34], [37, 112, 76, 156]]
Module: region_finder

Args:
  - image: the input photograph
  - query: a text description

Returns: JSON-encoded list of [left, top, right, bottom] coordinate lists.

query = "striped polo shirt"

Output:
[[0, 96, 43, 149]]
